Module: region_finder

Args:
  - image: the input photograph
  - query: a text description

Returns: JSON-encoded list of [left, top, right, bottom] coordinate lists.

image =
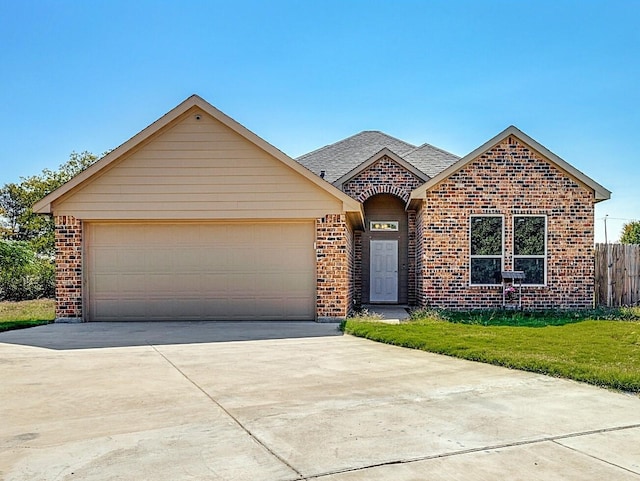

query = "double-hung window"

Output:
[[513, 216, 547, 285], [470, 215, 504, 285]]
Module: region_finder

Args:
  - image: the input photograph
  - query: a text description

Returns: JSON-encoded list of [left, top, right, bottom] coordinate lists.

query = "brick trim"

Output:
[[316, 214, 352, 320], [54, 215, 83, 321]]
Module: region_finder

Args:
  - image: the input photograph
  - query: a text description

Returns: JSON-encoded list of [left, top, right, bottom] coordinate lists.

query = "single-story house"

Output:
[[34, 95, 610, 322]]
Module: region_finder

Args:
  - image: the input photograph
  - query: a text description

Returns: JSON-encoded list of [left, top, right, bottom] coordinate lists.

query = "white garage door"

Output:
[[85, 222, 316, 321]]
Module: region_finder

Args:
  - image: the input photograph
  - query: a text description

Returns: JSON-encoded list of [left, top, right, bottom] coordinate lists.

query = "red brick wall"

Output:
[[343, 155, 423, 202], [342, 155, 423, 305], [316, 214, 353, 320], [417, 136, 595, 309], [54, 215, 83, 320], [353, 231, 362, 305], [407, 209, 417, 305]]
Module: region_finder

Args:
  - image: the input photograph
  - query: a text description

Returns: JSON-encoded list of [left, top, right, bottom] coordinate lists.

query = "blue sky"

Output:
[[1, 0, 638, 242]]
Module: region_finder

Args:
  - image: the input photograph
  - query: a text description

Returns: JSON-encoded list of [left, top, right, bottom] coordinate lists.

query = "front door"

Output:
[[370, 240, 398, 302]]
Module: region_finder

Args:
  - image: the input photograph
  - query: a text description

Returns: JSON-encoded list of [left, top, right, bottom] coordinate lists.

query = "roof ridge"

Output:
[[404, 141, 460, 159], [296, 130, 416, 160]]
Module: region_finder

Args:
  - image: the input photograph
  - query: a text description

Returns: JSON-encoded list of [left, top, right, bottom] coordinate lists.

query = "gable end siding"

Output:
[[418, 136, 595, 309], [53, 112, 343, 219]]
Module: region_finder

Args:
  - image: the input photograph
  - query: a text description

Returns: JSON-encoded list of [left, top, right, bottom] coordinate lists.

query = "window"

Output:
[[470, 216, 503, 285], [513, 216, 546, 285], [370, 221, 399, 232]]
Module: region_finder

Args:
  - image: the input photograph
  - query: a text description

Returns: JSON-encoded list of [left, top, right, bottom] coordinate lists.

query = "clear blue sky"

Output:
[[1, 0, 638, 242]]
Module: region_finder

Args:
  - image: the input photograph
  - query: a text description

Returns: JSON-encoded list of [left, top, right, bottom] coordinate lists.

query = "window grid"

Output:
[[469, 215, 504, 286], [513, 215, 547, 286]]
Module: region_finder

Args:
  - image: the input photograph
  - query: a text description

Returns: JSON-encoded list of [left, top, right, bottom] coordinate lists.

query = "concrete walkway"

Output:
[[361, 304, 411, 323], [1, 322, 639, 480]]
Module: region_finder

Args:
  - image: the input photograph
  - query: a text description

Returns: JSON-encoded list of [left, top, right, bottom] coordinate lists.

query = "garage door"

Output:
[[85, 222, 316, 321]]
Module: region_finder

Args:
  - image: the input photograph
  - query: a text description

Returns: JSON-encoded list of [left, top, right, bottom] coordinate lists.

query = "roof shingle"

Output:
[[295, 131, 417, 183], [295, 131, 459, 183]]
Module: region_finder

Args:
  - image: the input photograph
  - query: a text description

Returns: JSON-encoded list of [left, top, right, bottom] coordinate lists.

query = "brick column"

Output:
[[353, 231, 362, 306], [54, 215, 83, 322], [316, 214, 352, 321], [407, 209, 417, 306]]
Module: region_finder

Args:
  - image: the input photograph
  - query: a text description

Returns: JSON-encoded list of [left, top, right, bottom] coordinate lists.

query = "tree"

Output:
[[0, 151, 99, 254], [620, 221, 640, 245], [0, 239, 54, 300]]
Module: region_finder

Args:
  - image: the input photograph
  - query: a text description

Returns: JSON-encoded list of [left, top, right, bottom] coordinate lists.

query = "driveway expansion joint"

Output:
[[304, 423, 640, 480], [552, 439, 640, 477], [149, 343, 305, 480]]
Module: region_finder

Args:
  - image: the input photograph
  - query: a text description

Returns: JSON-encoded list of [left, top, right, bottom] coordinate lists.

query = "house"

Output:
[[33, 95, 610, 322]]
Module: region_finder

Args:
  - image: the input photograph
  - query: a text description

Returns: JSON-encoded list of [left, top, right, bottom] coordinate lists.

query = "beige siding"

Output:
[[85, 221, 316, 321], [55, 112, 342, 219]]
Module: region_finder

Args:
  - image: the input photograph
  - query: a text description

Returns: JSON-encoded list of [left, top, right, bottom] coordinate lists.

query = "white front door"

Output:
[[370, 240, 398, 302]]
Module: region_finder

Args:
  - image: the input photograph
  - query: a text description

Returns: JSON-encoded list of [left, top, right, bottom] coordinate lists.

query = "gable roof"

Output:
[[296, 131, 417, 183], [410, 125, 611, 203], [402, 142, 460, 177], [333, 147, 430, 189], [33, 95, 363, 218]]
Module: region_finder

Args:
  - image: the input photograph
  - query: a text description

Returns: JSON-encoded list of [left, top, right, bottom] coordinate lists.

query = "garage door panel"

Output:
[[201, 273, 230, 296], [226, 298, 257, 318], [144, 250, 175, 272], [179, 248, 206, 271], [228, 247, 257, 267], [284, 273, 315, 292], [94, 274, 145, 295], [199, 252, 230, 270], [86, 222, 315, 321], [286, 297, 315, 319], [259, 298, 285, 318], [92, 249, 119, 272]]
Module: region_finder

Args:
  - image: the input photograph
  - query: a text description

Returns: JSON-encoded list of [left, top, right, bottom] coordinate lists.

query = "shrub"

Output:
[[0, 240, 54, 301]]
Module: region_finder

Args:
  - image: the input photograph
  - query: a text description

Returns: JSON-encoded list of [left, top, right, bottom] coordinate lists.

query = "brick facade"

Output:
[[353, 230, 363, 305], [54, 215, 83, 321], [417, 136, 595, 309], [341, 155, 423, 305], [343, 155, 424, 203], [316, 214, 353, 320], [49, 138, 600, 321], [407, 210, 417, 305]]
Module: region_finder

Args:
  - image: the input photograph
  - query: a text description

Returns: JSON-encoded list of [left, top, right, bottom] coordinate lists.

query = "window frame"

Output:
[[370, 221, 399, 232], [469, 214, 504, 286], [513, 214, 547, 286]]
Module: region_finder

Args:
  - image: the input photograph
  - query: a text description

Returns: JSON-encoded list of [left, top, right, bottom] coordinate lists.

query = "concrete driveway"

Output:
[[1, 322, 639, 480]]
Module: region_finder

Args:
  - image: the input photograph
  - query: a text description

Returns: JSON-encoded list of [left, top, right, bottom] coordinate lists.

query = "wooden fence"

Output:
[[594, 243, 640, 307]]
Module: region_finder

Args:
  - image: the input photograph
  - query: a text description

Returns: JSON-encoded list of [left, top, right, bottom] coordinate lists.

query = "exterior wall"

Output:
[[353, 231, 362, 305], [407, 209, 417, 305], [415, 206, 426, 306], [54, 215, 83, 321], [342, 155, 423, 305], [55, 110, 343, 220], [343, 155, 424, 203], [316, 214, 352, 320], [418, 135, 595, 309]]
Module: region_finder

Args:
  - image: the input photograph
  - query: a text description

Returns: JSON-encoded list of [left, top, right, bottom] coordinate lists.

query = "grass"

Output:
[[343, 308, 640, 393], [0, 299, 55, 332]]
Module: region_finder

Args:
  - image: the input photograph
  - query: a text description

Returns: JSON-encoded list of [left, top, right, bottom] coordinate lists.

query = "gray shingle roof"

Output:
[[295, 131, 459, 183], [402, 142, 460, 177], [295, 131, 417, 183]]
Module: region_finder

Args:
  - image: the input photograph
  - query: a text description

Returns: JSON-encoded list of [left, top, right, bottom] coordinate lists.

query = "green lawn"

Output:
[[0, 299, 55, 332], [343, 309, 640, 393]]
